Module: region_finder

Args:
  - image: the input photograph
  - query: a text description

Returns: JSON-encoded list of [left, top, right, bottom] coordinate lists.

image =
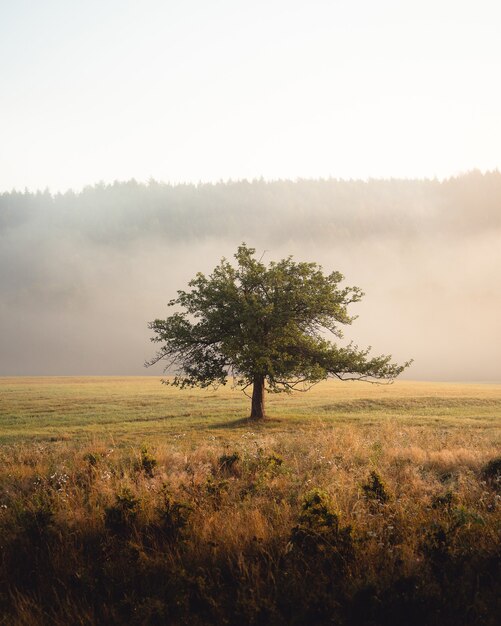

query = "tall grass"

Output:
[[0, 401, 499, 625]]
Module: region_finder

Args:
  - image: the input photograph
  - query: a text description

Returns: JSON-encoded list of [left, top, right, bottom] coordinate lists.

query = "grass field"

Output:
[[0, 377, 500, 625], [1, 376, 501, 442]]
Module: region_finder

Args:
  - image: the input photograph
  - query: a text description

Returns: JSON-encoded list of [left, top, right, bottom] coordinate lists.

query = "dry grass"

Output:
[[0, 378, 500, 625]]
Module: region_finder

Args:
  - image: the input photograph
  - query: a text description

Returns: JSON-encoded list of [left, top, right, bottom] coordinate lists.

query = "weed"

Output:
[[105, 487, 140, 533], [481, 457, 501, 490], [83, 451, 99, 466], [290, 488, 354, 561], [432, 490, 456, 510], [157, 485, 191, 540], [18, 498, 55, 544], [362, 470, 391, 503], [217, 451, 240, 475], [263, 450, 285, 476], [205, 476, 230, 507], [138, 445, 158, 477]]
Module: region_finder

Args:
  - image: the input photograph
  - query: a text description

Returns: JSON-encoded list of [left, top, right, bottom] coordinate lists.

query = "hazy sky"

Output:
[[2, 0, 501, 191]]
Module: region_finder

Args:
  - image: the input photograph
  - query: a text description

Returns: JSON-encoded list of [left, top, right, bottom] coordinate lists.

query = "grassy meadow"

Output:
[[0, 377, 500, 625]]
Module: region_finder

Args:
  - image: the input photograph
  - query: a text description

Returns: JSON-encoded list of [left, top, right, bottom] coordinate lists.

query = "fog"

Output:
[[1, 172, 500, 381]]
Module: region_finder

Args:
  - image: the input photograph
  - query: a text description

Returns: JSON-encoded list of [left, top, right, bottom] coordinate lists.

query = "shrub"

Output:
[[218, 452, 240, 475], [362, 470, 391, 503], [157, 486, 191, 541], [139, 445, 158, 477], [18, 498, 55, 544], [105, 488, 140, 533], [205, 476, 230, 508], [432, 491, 456, 510], [263, 451, 285, 476], [245, 448, 286, 479], [481, 457, 501, 489], [290, 488, 354, 561], [83, 451, 99, 466]]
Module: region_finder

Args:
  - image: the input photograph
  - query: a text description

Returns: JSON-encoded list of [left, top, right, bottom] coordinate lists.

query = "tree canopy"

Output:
[[147, 244, 411, 419]]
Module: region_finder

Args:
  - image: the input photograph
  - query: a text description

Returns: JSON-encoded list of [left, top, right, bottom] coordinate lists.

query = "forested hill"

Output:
[[1, 172, 500, 378], [1, 171, 500, 244]]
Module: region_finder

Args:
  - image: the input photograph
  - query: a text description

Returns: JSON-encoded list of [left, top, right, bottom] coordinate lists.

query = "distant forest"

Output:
[[1, 171, 500, 245], [1, 171, 501, 378]]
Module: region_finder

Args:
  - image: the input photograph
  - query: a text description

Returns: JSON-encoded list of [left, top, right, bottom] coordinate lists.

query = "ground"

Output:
[[0, 378, 499, 625]]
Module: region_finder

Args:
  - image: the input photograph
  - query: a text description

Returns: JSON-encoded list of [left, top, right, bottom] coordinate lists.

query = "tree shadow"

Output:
[[210, 416, 283, 430]]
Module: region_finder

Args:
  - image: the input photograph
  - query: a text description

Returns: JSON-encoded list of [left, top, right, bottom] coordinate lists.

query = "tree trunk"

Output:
[[250, 374, 266, 419]]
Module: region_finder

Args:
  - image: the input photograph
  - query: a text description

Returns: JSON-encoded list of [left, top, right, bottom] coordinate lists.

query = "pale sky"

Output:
[[1, 0, 500, 191]]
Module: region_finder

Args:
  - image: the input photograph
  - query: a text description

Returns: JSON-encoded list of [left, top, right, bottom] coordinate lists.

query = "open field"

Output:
[[1, 377, 501, 443], [0, 378, 500, 625]]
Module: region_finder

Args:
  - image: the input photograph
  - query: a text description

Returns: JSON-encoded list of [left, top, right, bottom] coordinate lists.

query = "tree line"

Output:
[[1, 171, 500, 245]]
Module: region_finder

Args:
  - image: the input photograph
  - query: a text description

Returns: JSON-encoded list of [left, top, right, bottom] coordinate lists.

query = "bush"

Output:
[[157, 486, 191, 541], [139, 445, 158, 477], [218, 452, 240, 475], [105, 488, 140, 533], [290, 488, 354, 561], [481, 457, 501, 489], [83, 451, 99, 466], [18, 499, 55, 544], [432, 491, 456, 510], [362, 470, 391, 503]]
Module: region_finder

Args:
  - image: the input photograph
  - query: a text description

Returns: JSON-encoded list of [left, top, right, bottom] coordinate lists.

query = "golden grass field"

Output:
[[2, 376, 501, 441], [0, 377, 500, 625]]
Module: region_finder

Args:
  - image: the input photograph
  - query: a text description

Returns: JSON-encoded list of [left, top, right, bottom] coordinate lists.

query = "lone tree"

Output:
[[147, 244, 411, 419]]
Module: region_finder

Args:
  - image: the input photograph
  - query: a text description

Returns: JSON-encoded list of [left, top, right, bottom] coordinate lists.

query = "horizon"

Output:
[[3, 167, 500, 196]]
